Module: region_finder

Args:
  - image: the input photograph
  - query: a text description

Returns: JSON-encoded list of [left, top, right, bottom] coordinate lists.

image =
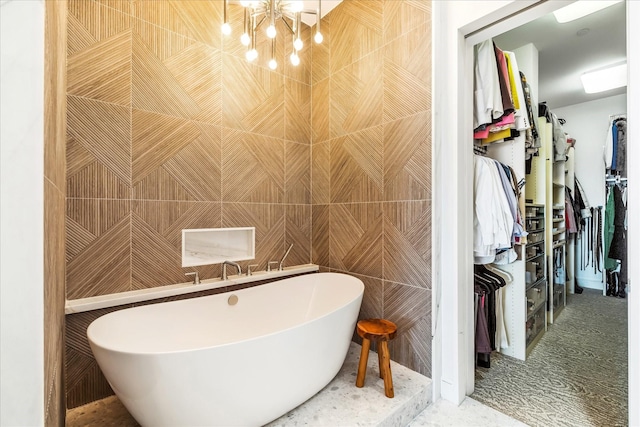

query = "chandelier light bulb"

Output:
[[239, 0, 250, 6], [314, 31, 323, 44], [241, 33, 251, 46], [293, 38, 303, 51], [221, 22, 231, 35], [266, 25, 277, 38], [290, 53, 300, 66], [269, 58, 278, 70], [246, 49, 258, 62]]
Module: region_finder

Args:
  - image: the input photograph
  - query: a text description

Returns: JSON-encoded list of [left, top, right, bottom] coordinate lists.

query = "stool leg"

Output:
[[379, 340, 394, 398], [356, 338, 370, 388], [377, 344, 384, 379]]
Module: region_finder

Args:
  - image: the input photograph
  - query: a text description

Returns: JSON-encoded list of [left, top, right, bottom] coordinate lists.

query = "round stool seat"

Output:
[[356, 319, 397, 341]]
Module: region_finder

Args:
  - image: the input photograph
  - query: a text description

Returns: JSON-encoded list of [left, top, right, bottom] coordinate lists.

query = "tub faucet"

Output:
[[222, 261, 242, 280], [279, 243, 294, 271], [185, 271, 200, 284]]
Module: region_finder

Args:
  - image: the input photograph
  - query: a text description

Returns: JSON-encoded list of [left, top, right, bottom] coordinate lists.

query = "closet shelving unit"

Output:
[[524, 203, 547, 352], [485, 116, 549, 360]]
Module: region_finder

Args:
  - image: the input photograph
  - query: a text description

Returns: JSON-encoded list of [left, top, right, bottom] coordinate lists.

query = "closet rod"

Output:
[[609, 113, 627, 119]]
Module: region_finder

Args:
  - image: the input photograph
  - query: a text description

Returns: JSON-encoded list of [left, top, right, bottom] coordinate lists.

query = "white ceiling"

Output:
[[300, 0, 342, 26], [493, 1, 626, 109]]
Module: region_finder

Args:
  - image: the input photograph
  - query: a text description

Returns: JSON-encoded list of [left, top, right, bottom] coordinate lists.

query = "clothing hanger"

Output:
[[485, 264, 513, 283]]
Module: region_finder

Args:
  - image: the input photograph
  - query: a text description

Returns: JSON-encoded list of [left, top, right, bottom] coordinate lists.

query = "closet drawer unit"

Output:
[[526, 305, 545, 348], [526, 281, 546, 316], [527, 230, 544, 244], [525, 243, 544, 261], [526, 259, 544, 283], [525, 218, 543, 231], [525, 204, 544, 218]]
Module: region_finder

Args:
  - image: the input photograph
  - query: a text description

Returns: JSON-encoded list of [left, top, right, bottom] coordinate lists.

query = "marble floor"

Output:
[[67, 342, 526, 426]]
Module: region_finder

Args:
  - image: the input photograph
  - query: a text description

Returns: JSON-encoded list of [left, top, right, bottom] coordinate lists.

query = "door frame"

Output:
[[431, 1, 639, 424]]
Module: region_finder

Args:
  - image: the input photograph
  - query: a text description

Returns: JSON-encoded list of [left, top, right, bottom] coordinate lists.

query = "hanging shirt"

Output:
[[474, 156, 514, 264], [474, 39, 504, 130], [504, 51, 529, 132]]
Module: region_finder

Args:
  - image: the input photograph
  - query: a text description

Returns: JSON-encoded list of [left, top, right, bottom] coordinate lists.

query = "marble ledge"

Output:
[[65, 264, 319, 314]]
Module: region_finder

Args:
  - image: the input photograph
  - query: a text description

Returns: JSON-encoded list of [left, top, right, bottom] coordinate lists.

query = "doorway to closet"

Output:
[[471, 3, 629, 426], [431, 1, 638, 426]]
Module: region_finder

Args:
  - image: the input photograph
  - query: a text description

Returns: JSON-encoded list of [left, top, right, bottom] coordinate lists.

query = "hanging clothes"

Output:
[[607, 184, 627, 261], [604, 187, 617, 270], [473, 155, 524, 264]]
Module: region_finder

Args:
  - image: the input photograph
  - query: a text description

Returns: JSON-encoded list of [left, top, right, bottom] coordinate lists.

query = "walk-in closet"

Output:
[[470, 2, 628, 425]]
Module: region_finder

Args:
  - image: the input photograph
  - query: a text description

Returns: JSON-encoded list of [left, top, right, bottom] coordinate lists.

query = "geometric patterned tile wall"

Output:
[[311, 0, 432, 377], [65, 0, 312, 408]]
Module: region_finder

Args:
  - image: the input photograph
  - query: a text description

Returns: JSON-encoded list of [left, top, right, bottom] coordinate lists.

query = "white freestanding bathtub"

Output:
[[87, 272, 364, 426]]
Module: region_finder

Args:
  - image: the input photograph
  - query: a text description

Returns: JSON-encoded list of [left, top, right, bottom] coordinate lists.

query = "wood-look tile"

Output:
[[44, 179, 65, 427], [311, 15, 331, 85], [329, 0, 382, 74], [311, 77, 330, 144], [383, 281, 431, 376], [131, 201, 222, 289], [312, 142, 330, 205], [383, 0, 430, 44], [222, 54, 285, 139], [284, 25, 312, 86], [329, 203, 383, 278], [285, 141, 310, 204], [168, 0, 223, 49], [163, 41, 222, 125], [66, 199, 131, 299], [95, 0, 132, 14], [132, 115, 221, 201], [68, 0, 130, 45], [131, 109, 199, 188], [384, 112, 431, 201], [330, 49, 383, 137], [312, 205, 330, 267], [330, 127, 383, 203], [66, 96, 131, 199], [222, 203, 285, 271], [383, 23, 431, 123], [383, 201, 431, 287], [132, 0, 192, 37], [285, 78, 311, 144], [161, 122, 221, 201], [221, 129, 284, 203], [354, 273, 384, 321], [66, 307, 132, 408], [67, 5, 131, 106], [66, 351, 114, 409], [132, 27, 201, 119], [285, 205, 312, 267]]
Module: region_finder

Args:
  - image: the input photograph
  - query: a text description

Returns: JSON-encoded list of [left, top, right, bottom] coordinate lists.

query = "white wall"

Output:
[[554, 94, 627, 289], [0, 0, 45, 425]]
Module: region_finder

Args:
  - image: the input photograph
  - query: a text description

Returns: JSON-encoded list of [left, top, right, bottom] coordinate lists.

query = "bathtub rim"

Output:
[[87, 271, 364, 357], [66, 264, 320, 314]]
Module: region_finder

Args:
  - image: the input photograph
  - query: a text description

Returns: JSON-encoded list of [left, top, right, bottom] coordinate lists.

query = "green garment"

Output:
[[604, 188, 617, 270]]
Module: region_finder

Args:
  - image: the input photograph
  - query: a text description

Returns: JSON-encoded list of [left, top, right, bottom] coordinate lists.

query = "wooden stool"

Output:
[[355, 318, 397, 398]]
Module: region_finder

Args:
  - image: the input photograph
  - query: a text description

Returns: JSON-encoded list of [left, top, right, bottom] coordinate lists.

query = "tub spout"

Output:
[[279, 243, 294, 271], [222, 261, 242, 280]]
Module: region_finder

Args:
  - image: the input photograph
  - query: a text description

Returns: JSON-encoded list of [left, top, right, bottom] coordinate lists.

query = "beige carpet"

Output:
[[473, 289, 628, 427]]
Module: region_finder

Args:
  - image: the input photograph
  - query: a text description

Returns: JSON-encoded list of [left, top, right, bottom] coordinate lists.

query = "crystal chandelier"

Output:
[[222, 0, 324, 70]]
